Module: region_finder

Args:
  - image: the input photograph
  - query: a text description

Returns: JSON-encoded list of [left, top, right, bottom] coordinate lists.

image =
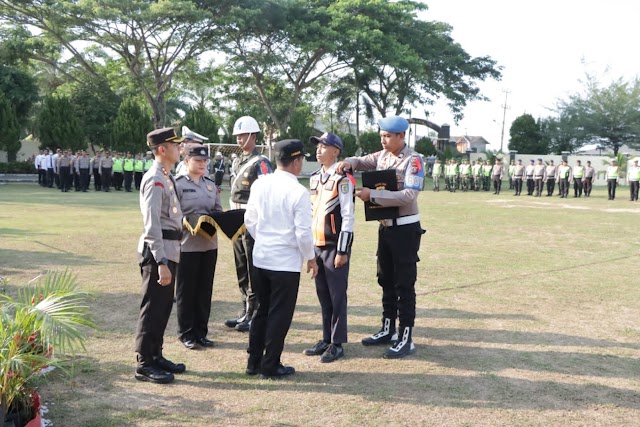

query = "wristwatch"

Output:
[[157, 257, 169, 266]]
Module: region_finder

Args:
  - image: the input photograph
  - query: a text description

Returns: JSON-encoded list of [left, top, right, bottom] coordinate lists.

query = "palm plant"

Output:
[[602, 153, 628, 179], [0, 270, 95, 424]]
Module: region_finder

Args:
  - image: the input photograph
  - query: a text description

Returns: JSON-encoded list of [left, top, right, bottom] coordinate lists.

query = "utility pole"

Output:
[[500, 89, 510, 153]]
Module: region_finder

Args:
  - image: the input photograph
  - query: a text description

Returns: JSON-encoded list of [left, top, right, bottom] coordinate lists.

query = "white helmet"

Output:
[[182, 126, 209, 142], [231, 153, 238, 159], [215, 151, 222, 157], [232, 116, 260, 135]]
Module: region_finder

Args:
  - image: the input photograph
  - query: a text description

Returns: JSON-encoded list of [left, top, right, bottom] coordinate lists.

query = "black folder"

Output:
[[361, 169, 399, 221]]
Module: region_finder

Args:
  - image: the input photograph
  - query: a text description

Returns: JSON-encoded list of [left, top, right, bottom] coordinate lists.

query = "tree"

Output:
[[415, 137, 436, 157], [554, 73, 640, 156], [0, 65, 38, 128], [508, 114, 547, 154], [284, 105, 315, 160], [70, 79, 121, 152], [335, 3, 501, 120], [538, 115, 580, 154], [0, 0, 223, 127], [0, 91, 21, 161], [359, 131, 381, 155], [182, 105, 219, 144], [340, 133, 358, 158], [110, 97, 153, 154], [35, 95, 85, 151]]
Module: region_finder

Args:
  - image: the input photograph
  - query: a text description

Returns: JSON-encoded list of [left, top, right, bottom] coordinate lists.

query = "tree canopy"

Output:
[[508, 114, 547, 154]]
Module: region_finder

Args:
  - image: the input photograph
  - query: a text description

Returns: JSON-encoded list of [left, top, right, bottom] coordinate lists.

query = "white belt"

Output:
[[379, 214, 420, 227]]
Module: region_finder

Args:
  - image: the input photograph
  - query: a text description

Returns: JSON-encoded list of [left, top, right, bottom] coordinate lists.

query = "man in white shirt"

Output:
[[244, 139, 319, 379]]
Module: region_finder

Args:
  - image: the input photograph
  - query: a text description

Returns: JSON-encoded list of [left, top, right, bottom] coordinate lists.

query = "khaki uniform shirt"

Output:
[[583, 166, 595, 178], [137, 161, 182, 263], [345, 144, 423, 218], [513, 164, 525, 177], [175, 174, 223, 252], [545, 165, 557, 180], [491, 164, 504, 178], [533, 164, 545, 179]]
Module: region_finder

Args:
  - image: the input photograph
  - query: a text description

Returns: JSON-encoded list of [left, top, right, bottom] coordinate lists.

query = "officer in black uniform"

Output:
[[134, 127, 186, 384], [224, 116, 273, 332]]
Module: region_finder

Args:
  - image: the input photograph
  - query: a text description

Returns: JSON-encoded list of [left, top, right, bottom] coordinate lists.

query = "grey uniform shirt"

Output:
[[99, 156, 113, 174], [175, 174, 223, 252], [137, 161, 182, 263], [545, 165, 557, 180], [345, 145, 423, 218], [513, 164, 525, 177], [583, 166, 595, 178], [533, 164, 545, 179], [491, 164, 504, 178], [77, 156, 90, 170]]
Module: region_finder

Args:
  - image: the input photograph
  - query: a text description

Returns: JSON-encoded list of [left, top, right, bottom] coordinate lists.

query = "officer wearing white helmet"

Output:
[[225, 116, 273, 332], [213, 151, 225, 188], [176, 126, 209, 177]]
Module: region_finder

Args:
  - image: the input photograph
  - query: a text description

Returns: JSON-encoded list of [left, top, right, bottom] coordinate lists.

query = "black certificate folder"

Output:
[[361, 169, 399, 221]]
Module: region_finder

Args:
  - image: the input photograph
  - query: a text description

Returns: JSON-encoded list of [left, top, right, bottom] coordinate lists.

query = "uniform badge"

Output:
[[242, 180, 250, 186], [207, 185, 213, 192], [340, 182, 350, 194], [172, 207, 178, 214], [244, 172, 249, 178], [169, 185, 173, 190]]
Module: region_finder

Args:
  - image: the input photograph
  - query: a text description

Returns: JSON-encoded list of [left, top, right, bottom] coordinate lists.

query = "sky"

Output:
[[416, 0, 640, 151]]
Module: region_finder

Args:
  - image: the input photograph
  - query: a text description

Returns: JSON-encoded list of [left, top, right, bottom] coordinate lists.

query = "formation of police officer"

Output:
[[35, 148, 162, 193]]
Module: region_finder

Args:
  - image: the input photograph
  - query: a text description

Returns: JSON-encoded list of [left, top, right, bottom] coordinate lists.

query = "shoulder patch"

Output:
[[340, 182, 350, 194], [404, 155, 425, 191], [154, 182, 165, 189]]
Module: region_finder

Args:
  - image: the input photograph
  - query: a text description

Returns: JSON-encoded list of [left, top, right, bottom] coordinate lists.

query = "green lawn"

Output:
[[1, 182, 639, 427]]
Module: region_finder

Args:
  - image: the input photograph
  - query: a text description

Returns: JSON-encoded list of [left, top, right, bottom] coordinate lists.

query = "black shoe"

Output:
[[155, 356, 186, 374], [303, 340, 329, 356], [383, 327, 415, 359], [180, 339, 197, 350], [362, 318, 398, 346], [320, 344, 344, 363], [246, 357, 261, 375], [235, 318, 251, 332], [195, 337, 214, 348], [135, 365, 174, 384], [224, 312, 247, 328], [259, 364, 295, 379]]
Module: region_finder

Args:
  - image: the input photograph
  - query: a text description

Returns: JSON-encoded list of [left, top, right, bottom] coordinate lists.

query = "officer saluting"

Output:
[[336, 116, 425, 359], [134, 127, 186, 384]]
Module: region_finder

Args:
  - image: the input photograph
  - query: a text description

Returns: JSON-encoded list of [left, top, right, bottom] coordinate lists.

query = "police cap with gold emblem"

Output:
[[147, 128, 185, 148], [187, 144, 209, 159]]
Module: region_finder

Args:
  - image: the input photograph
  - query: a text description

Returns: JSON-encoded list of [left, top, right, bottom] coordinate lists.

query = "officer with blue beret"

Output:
[[336, 116, 425, 359]]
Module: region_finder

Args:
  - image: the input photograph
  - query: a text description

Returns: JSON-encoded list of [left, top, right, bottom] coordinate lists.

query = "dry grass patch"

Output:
[[1, 183, 640, 426]]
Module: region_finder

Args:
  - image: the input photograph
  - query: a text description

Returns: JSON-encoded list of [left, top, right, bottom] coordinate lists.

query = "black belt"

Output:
[[162, 229, 181, 240]]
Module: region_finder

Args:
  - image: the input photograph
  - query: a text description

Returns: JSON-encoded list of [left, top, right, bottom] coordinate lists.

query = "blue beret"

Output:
[[537, 158, 542, 161], [378, 116, 409, 133], [530, 159, 534, 162]]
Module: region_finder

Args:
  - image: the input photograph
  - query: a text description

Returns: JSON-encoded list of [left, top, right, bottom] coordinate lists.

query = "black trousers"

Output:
[[38, 168, 45, 185], [113, 171, 123, 190], [607, 179, 617, 199], [558, 178, 569, 196], [526, 178, 534, 195], [102, 168, 112, 191], [46, 168, 54, 187], [93, 169, 101, 190], [124, 171, 134, 192], [135, 171, 143, 190], [73, 171, 80, 190], [233, 231, 256, 314], [79, 168, 90, 191], [534, 178, 543, 195], [547, 178, 555, 195], [584, 177, 593, 196], [573, 178, 583, 196], [59, 166, 71, 192], [214, 171, 224, 187], [176, 250, 217, 342], [514, 177, 523, 194], [248, 268, 300, 374], [492, 176, 501, 193], [630, 181, 639, 201], [314, 246, 349, 344], [135, 257, 177, 365], [377, 222, 423, 328]]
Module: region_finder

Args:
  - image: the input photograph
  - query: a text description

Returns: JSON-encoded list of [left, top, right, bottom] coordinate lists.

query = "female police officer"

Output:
[[174, 144, 223, 349]]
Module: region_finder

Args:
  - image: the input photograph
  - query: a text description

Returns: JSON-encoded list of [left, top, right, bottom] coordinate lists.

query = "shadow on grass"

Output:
[[0, 248, 98, 274], [0, 227, 52, 237], [424, 253, 638, 295]]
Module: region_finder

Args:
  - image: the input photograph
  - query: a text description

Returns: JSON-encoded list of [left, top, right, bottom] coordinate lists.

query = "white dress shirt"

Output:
[[245, 169, 314, 273]]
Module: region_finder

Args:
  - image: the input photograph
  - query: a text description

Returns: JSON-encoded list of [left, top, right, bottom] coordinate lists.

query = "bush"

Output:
[[0, 161, 36, 174]]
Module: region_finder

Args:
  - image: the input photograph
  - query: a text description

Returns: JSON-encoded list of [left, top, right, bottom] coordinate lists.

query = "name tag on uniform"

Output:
[[183, 189, 196, 193]]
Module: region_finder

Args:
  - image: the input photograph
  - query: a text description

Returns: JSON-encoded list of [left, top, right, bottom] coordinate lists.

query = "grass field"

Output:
[[1, 181, 640, 427]]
